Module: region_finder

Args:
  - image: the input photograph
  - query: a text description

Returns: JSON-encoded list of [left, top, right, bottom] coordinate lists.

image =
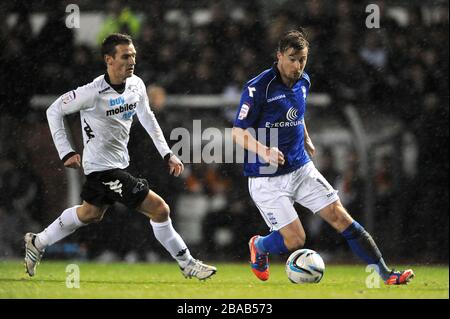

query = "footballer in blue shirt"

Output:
[[232, 29, 414, 285]]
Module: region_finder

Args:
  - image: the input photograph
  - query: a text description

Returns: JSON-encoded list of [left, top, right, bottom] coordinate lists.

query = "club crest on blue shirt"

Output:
[[286, 107, 298, 121]]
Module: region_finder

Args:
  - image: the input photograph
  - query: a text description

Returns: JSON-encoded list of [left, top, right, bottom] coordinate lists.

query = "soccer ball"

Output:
[[286, 249, 325, 284]]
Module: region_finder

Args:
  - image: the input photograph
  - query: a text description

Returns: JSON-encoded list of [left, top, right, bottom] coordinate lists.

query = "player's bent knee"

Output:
[[333, 205, 353, 230], [78, 207, 105, 224], [153, 200, 170, 220], [138, 193, 170, 219], [321, 201, 353, 232]]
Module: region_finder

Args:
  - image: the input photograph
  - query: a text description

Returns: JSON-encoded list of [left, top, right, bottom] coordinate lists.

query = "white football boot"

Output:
[[24, 233, 45, 277], [180, 259, 217, 280]]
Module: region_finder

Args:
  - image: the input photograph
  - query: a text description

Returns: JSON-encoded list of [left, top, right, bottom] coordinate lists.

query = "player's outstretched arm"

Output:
[[135, 79, 172, 159], [232, 127, 285, 166], [46, 83, 96, 166]]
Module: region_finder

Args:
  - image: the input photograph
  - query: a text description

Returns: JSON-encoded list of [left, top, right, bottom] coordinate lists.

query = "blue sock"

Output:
[[341, 221, 391, 280], [255, 231, 290, 255]]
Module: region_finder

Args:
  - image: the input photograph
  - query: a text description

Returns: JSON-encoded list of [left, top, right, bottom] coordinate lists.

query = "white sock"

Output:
[[150, 218, 193, 267], [35, 205, 85, 251]]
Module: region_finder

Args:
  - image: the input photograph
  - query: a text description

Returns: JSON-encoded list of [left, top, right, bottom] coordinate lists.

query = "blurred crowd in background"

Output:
[[0, 0, 448, 263]]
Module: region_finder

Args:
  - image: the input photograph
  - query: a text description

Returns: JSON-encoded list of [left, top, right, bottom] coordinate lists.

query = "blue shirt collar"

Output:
[[271, 63, 306, 89]]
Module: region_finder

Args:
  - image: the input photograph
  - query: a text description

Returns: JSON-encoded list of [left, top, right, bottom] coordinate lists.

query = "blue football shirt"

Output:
[[233, 64, 311, 177]]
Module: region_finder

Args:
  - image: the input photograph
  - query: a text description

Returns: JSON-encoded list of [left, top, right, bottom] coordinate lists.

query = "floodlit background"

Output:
[[0, 0, 448, 265]]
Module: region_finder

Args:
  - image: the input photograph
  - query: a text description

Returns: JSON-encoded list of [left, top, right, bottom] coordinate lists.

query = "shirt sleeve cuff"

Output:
[[163, 151, 174, 163], [61, 151, 77, 163]]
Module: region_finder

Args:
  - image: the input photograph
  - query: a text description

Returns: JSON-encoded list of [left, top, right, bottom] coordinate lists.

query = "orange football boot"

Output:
[[385, 269, 415, 285], [249, 235, 269, 281]]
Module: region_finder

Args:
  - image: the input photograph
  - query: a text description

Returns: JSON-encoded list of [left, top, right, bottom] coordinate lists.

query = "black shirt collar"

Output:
[[104, 73, 126, 94]]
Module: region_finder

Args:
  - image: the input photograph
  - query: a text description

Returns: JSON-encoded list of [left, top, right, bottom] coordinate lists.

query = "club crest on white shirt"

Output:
[[128, 84, 139, 93]]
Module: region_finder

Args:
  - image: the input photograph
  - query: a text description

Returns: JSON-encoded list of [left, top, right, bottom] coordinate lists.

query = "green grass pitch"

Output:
[[0, 260, 448, 299]]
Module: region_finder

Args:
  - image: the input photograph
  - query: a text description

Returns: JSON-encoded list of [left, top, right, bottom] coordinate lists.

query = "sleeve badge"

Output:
[[62, 90, 76, 104], [238, 103, 250, 120]]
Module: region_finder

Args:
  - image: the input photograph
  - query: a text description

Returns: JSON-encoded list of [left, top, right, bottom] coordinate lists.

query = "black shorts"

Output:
[[80, 169, 150, 209]]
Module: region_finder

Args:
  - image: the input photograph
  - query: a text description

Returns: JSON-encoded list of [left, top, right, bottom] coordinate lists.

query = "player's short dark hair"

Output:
[[101, 33, 133, 58], [278, 29, 309, 53]]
